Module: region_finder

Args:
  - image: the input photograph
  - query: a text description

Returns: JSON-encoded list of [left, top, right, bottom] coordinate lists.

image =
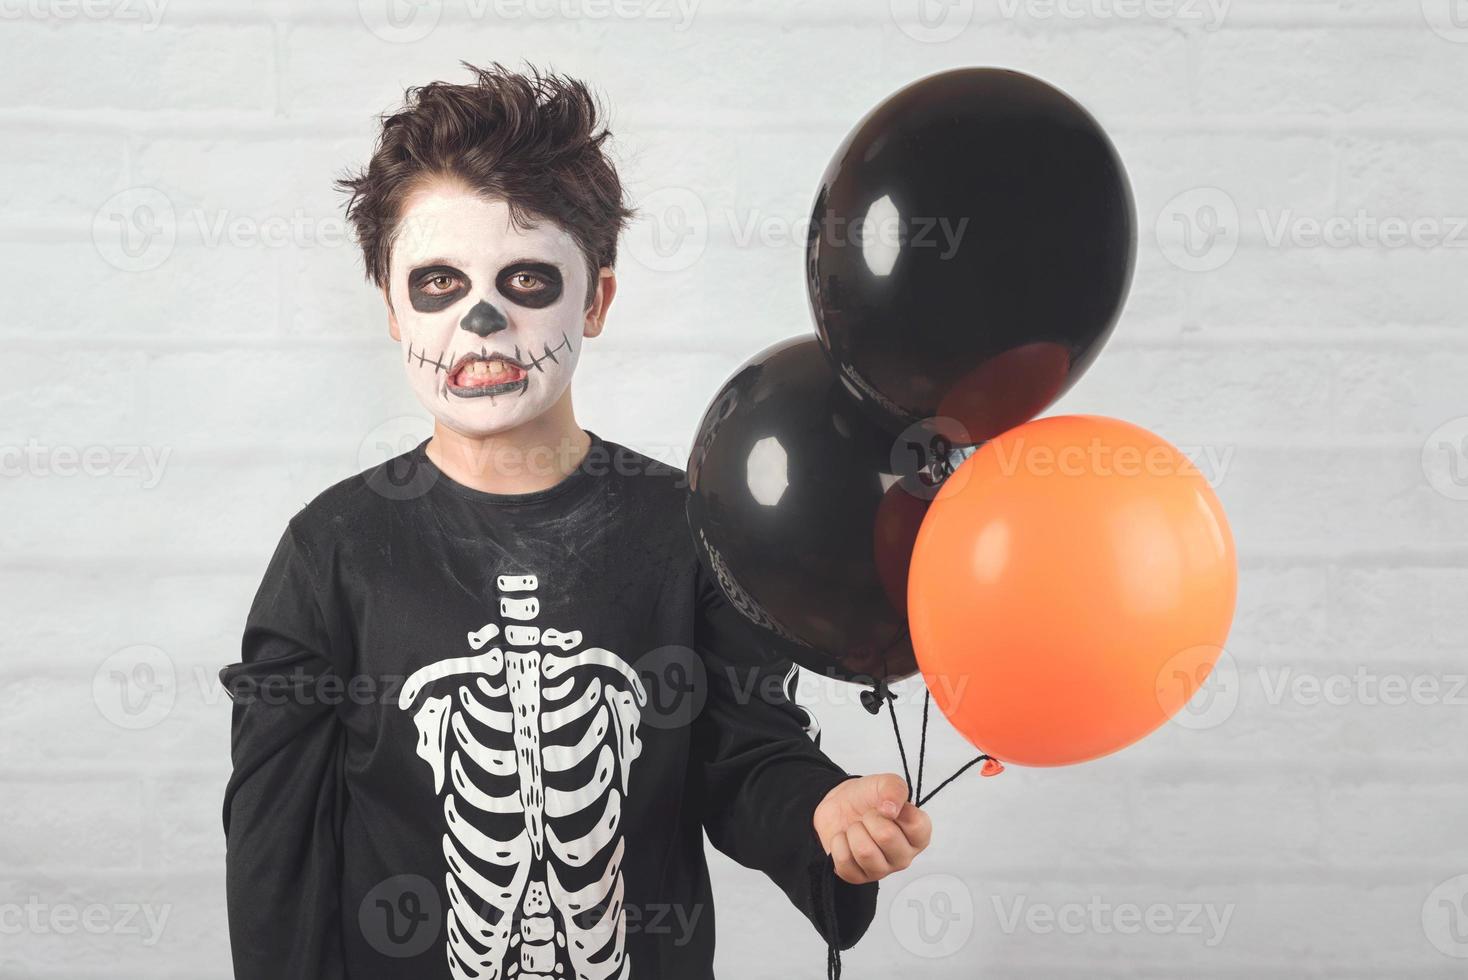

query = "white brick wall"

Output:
[[2, 0, 1465, 976]]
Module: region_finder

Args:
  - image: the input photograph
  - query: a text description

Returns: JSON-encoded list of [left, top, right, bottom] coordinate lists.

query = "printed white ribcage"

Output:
[[398, 574, 646, 979]]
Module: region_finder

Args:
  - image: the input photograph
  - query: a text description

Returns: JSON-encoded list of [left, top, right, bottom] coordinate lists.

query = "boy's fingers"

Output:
[[830, 831, 865, 885], [896, 801, 933, 851], [861, 810, 917, 872], [845, 820, 894, 882]]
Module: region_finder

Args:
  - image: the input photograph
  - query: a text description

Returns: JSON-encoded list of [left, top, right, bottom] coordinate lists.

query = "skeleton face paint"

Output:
[[388, 187, 591, 437]]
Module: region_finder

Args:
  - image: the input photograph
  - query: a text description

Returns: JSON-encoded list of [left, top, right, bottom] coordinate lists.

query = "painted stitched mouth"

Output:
[[447, 352, 529, 398], [406, 332, 575, 400]]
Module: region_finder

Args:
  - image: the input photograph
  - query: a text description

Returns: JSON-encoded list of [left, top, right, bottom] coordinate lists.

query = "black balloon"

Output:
[[806, 68, 1136, 443], [687, 337, 928, 684]]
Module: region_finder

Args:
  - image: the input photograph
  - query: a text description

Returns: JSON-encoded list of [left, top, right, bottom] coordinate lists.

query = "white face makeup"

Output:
[[386, 185, 593, 438]]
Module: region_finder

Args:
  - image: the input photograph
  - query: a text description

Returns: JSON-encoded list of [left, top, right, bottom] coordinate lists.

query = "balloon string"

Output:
[[882, 686, 914, 804], [915, 689, 930, 803], [877, 680, 990, 809], [917, 754, 991, 808]]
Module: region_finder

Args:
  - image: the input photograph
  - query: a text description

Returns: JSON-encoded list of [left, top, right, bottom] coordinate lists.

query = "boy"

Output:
[[221, 63, 931, 979]]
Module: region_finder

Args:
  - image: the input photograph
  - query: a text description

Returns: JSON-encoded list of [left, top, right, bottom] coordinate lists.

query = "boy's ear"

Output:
[[383, 285, 401, 342], [583, 267, 617, 339]]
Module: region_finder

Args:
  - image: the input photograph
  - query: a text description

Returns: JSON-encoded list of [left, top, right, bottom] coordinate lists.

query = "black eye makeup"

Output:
[[496, 261, 564, 309], [408, 264, 469, 313]]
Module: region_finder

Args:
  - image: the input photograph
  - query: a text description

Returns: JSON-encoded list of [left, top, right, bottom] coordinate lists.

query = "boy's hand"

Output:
[[813, 773, 932, 885]]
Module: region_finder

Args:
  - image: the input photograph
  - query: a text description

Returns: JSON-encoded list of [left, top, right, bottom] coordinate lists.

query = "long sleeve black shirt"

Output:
[[220, 432, 877, 979]]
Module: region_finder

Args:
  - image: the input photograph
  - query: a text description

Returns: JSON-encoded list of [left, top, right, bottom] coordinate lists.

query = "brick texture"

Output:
[[1, 1, 1464, 976]]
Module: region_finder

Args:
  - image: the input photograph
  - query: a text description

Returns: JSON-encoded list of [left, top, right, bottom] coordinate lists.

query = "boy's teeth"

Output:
[[458, 359, 518, 385]]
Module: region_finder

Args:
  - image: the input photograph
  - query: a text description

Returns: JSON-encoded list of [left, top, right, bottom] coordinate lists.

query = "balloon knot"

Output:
[[980, 758, 1005, 777], [860, 683, 891, 716]]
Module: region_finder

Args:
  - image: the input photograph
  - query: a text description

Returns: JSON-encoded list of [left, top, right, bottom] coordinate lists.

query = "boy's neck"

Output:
[[425, 398, 592, 496]]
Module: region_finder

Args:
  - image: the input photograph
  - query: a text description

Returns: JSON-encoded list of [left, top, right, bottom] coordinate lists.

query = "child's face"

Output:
[[385, 182, 593, 438]]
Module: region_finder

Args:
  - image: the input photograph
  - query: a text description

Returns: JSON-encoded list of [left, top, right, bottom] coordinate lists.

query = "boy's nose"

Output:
[[459, 300, 507, 337]]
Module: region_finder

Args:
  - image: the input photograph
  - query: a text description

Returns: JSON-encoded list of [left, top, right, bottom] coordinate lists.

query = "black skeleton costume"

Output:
[[221, 433, 877, 979]]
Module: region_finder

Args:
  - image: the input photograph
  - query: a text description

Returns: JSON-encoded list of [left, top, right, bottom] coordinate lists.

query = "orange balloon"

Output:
[[907, 415, 1237, 767]]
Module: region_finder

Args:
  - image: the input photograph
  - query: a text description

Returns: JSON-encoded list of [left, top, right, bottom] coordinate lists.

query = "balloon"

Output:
[[687, 337, 927, 683], [806, 68, 1136, 442], [907, 416, 1236, 767], [873, 480, 928, 617]]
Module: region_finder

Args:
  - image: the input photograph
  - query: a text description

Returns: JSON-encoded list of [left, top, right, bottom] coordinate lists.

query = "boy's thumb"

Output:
[[851, 772, 910, 818]]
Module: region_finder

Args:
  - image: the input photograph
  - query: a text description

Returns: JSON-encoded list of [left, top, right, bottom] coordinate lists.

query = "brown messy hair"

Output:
[[337, 62, 634, 305]]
